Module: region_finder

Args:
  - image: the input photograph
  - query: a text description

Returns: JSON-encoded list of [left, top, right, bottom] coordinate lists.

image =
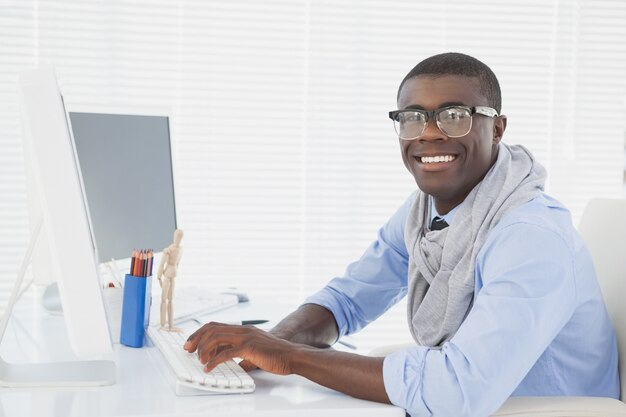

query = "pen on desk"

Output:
[[337, 338, 357, 350], [238, 320, 269, 326]]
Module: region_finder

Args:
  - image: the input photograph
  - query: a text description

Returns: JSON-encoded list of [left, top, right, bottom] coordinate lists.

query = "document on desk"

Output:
[[149, 285, 239, 325]]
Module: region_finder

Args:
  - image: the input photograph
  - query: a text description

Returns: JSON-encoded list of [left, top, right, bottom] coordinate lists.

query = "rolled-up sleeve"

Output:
[[382, 222, 577, 417]]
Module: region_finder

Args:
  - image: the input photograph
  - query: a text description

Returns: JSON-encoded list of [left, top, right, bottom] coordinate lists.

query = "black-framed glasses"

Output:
[[388, 106, 499, 140]]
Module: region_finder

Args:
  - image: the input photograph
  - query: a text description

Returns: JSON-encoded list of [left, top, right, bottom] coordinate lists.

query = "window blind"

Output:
[[1, 0, 625, 352]]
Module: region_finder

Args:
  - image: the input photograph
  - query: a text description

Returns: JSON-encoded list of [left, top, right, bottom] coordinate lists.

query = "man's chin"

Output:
[[414, 178, 448, 197], [414, 181, 459, 202]]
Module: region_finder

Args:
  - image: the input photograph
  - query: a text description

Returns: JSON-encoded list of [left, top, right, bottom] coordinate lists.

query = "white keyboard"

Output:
[[147, 322, 255, 395], [150, 286, 239, 325]]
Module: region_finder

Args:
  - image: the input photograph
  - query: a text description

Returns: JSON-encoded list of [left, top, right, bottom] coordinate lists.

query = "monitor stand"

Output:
[[0, 217, 115, 387], [41, 282, 63, 314]]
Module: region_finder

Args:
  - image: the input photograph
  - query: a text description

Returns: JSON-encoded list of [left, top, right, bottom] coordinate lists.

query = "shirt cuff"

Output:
[[383, 347, 429, 416], [304, 287, 350, 338]]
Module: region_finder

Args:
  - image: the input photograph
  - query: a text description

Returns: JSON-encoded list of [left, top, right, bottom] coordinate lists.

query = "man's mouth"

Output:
[[417, 154, 457, 164]]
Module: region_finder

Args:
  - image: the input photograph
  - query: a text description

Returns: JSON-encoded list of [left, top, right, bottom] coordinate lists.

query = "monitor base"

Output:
[[0, 358, 115, 387]]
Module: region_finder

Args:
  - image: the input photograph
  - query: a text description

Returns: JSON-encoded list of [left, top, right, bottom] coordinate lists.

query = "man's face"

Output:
[[397, 75, 506, 213]]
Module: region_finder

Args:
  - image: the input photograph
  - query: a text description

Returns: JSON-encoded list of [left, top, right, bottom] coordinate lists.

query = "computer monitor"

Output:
[[3, 68, 115, 387], [68, 111, 177, 264]]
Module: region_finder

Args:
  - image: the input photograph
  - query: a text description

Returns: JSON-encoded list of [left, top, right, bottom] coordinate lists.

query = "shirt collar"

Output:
[[429, 196, 459, 225]]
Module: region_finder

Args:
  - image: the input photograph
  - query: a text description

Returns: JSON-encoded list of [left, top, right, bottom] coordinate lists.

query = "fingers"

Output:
[[184, 321, 232, 352], [196, 332, 249, 365], [182, 324, 294, 376], [203, 346, 246, 372], [183, 322, 260, 365]]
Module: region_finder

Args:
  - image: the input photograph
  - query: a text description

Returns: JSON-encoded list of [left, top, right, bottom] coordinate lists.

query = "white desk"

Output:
[[0, 288, 404, 417]]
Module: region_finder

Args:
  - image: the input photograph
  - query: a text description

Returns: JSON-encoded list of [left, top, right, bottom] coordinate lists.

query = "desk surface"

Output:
[[0, 288, 404, 417]]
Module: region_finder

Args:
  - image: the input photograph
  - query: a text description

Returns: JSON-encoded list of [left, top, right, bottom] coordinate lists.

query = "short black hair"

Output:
[[397, 52, 502, 114]]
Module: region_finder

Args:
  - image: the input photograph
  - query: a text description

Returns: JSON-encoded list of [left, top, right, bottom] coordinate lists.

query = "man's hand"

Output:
[[183, 322, 300, 375], [182, 306, 390, 404], [184, 320, 390, 405]]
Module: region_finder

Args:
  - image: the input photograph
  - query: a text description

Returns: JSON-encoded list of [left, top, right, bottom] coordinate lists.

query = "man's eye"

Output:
[[441, 109, 468, 122], [403, 113, 422, 123]]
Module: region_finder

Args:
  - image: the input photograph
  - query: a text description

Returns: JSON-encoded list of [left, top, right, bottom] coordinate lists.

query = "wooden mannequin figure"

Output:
[[157, 229, 184, 332]]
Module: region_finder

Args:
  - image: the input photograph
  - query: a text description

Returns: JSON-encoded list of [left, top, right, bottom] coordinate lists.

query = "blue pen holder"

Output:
[[120, 274, 152, 348]]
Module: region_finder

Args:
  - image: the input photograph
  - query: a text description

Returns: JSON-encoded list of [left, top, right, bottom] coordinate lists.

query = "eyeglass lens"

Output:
[[395, 107, 472, 139]]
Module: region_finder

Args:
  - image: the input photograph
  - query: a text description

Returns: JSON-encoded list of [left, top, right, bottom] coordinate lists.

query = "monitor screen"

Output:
[[68, 112, 177, 263]]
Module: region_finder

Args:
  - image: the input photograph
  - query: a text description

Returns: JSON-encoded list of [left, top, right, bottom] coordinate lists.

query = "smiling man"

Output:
[[393, 73, 503, 215], [185, 53, 619, 416]]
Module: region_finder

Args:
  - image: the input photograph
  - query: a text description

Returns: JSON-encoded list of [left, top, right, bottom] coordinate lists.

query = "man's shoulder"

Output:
[[494, 193, 573, 237], [476, 194, 583, 286], [482, 193, 582, 260]]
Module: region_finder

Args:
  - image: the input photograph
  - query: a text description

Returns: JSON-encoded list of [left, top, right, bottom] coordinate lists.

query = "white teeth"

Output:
[[420, 155, 456, 164]]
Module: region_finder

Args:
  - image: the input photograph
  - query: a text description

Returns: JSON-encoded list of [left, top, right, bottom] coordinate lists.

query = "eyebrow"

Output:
[[403, 101, 467, 110]]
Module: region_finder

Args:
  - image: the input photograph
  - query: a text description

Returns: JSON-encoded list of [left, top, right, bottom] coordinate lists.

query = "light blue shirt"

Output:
[[305, 192, 619, 417]]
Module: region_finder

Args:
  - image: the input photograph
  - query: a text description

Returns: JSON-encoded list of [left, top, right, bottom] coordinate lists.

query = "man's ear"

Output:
[[493, 115, 507, 144]]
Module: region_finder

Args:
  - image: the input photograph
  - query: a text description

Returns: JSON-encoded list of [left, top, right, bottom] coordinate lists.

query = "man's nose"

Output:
[[419, 120, 447, 142]]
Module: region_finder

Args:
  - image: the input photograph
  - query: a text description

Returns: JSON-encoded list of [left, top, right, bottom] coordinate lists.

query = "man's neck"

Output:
[[433, 198, 462, 216]]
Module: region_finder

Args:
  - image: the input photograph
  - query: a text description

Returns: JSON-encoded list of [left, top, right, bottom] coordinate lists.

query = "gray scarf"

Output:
[[405, 143, 547, 347]]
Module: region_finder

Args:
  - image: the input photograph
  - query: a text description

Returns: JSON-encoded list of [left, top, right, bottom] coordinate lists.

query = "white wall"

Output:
[[1, 0, 625, 351]]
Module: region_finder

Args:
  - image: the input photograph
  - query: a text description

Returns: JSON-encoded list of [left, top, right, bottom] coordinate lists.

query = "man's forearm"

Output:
[[289, 346, 390, 404], [186, 317, 391, 405], [269, 305, 391, 404], [270, 303, 339, 348]]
